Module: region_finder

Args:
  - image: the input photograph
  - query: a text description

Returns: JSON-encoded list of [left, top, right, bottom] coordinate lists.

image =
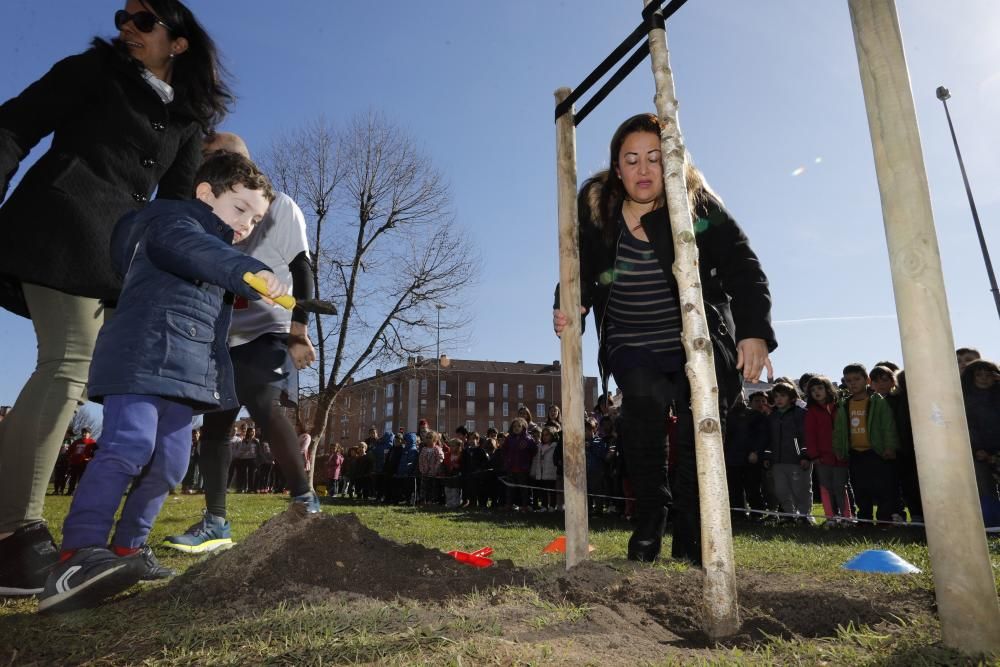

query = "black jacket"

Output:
[[554, 178, 777, 402], [0, 39, 202, 316]]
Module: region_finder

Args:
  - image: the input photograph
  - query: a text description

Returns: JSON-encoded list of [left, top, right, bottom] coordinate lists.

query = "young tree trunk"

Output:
[[554, 88, 589, 569], [644, 0, 740, 639], [849, 0, 1000, 653]]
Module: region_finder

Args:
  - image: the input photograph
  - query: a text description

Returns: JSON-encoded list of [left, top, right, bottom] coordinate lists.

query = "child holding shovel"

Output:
[[39, 152, 286, 613]]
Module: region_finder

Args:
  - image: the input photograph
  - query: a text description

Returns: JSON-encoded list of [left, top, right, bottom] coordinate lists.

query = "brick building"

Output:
[[302, 357, 599, 450]]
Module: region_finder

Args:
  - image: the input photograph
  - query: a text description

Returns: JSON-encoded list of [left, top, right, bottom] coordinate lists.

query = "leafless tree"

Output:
[[261, 112, 476, 477]]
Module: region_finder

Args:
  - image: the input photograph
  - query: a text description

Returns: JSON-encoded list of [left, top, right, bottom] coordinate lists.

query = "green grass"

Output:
[[2, 492, 999, 665]]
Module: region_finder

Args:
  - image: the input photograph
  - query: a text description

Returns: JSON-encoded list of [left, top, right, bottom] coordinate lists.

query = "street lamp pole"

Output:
[[936, 86, 1000, 322], [435, 304, 445, 431]]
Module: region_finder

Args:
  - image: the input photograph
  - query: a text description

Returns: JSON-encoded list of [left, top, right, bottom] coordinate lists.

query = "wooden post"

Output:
[[849, 0, 1000, 655], [644, 1, 740, 639], [554, 88, 590, 569]]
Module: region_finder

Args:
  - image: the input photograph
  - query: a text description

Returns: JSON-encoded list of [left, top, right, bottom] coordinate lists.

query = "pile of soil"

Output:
[[162, 506, 529, 607], [152, 508, 935, 661], [533, 560, 933, 651]]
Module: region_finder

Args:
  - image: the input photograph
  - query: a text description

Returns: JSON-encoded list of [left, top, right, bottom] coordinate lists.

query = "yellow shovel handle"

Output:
[[243, 272, 296, 310]]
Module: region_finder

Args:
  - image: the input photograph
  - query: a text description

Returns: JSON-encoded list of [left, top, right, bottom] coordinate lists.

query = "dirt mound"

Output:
[[531, 560, 933, 650], [143, 510, 933, 661], [162, 507, 529, 607]]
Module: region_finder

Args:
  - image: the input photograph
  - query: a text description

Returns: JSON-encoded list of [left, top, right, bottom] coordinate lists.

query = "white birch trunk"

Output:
[[848, 0, 1000, 653], [643, 0, 740, 639], [554, 88, 590, 569]]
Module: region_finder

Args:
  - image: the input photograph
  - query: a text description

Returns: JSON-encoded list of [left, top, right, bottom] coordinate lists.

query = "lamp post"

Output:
[[440, 393, 452, 434], [435, 304, 445, 430], [936, 86, 1000, 322]]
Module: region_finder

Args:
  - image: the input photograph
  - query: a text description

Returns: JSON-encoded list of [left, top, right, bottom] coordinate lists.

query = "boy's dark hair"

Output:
[[771, 384, 798, 401], [956, 347, 980, 357], [455, 426, 468, 437], [194, 151, 276, 203], [842, 363, 868, 378], [873, 360, 900, 372], [748, 391, 768, 403], [869, 366, 896, 382]]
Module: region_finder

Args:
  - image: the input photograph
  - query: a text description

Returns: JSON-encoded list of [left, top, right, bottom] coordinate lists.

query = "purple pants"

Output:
[[62, 394, 192, 550]]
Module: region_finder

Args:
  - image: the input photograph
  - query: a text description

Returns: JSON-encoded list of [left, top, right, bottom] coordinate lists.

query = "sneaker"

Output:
[[137, 545, 176, 582], [37, 547, 143, 613], [161, 512, 233, 554], [291, 491, 321, 514], [0, 521, 59, 596]]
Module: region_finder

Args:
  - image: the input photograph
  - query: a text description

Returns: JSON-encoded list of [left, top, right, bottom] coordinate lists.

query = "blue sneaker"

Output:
[[161, 512, 233, 554], [291, 491, 321, 514]]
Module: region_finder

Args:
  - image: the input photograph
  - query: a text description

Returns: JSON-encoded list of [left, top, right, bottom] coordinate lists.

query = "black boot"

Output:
[[627, 506, 667, 562]]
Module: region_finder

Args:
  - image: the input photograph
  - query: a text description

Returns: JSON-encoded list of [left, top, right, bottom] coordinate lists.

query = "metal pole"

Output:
[[935, 87, 1000, 322], [435, 304, 444, 431], [850, 1, 1000, 654]]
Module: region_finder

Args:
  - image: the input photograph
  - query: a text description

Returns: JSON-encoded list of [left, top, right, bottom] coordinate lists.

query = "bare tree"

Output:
[[261, 112, 476, 478]]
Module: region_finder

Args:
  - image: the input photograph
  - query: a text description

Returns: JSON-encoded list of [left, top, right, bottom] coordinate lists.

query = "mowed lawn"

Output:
[[2, 491, 998, 665]]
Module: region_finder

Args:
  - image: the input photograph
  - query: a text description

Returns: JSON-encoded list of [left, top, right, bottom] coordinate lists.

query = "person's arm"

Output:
[[143, 213, 276, 299], [0, 51, 101, 199]]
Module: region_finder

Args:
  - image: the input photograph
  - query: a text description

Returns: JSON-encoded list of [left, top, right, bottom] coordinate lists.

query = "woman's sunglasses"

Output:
[[114, 9, 171, 33]]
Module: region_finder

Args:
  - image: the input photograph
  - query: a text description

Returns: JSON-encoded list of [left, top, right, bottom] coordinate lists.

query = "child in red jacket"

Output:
[[805, 376, 852, 524]]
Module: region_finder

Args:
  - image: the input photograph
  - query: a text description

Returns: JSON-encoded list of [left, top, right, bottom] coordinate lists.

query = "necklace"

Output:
[[622, 201, 653, 232]]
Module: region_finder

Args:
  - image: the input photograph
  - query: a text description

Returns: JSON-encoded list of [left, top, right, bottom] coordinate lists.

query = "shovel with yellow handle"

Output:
[[242, 272, 338, 315]]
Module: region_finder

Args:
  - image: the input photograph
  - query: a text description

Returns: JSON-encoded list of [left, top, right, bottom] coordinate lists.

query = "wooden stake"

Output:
[[849, 0, 1000, 654], [554, 88, 590, 570], [644, 1, 740, 639]]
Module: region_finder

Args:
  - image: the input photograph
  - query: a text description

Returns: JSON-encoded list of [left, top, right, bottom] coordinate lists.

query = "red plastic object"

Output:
[[447, 547, 494, 568]]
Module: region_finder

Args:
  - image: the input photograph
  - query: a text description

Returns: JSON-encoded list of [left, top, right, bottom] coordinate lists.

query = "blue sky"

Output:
[[2, 1, 999, 409]]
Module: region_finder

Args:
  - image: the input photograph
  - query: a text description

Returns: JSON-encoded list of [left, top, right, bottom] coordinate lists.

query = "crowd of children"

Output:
[[319, 348, 999, 531]]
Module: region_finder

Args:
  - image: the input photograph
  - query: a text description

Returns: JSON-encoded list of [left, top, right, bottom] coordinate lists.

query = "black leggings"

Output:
[[614, 364, 720, 565], [199, 386, 309, 517]]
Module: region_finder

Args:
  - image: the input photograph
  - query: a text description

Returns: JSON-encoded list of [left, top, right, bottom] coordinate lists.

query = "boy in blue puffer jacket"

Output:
[[394, 432, 420, 504], [39, 153, 287, 613]]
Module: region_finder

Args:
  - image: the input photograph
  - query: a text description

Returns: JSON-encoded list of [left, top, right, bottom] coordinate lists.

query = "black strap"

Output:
[[555, 0, 690, 126]]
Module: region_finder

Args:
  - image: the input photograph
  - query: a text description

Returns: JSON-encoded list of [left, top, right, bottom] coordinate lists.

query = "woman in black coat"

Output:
[[554, 113, 776, 564], [0, 0, 232, 595]]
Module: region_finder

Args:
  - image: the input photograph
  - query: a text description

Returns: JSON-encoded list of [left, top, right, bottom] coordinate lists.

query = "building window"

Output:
[[536, 403, 546, 418], [420, 379, 427, 395], [502, 383, 509, 399], [517, 384, 524, 399], [440, 399, 447, 410], [536, 385, 545, 400], [502, 421, 509, 433], [384, 420, 393, 434], [488, 402, 495, 417], [371, 406, 376, 421], [465, 400, 475, 416], [385, 384, 394, 398], [347, 395, 352, 408], [488, 420, 495, 430], [465, 420, 475, 432], [502, 402, 509, 417], [488, 382, 495, 399], [440, 380, 447, 395], [420, 398, 427, 413], [466, 381, 476, 397], [386, 402, 393, 417]]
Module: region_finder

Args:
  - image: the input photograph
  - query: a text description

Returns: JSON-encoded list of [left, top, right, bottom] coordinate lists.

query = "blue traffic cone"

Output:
[[842, 549, 921, 574]]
